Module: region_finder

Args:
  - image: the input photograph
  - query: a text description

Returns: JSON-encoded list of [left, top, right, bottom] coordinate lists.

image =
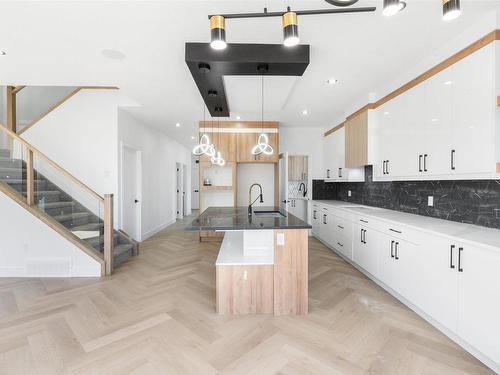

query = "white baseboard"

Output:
[[142, 219, 176, 240], [313, 235, 500, 375], [0, 267, 25, 277]]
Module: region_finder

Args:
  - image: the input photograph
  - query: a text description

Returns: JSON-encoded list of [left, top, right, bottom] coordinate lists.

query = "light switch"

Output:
[[277, 233, 285, 246], [428, 196, 434, 207]]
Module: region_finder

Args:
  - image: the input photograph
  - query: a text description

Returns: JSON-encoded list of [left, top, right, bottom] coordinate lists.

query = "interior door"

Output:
[[279, 152, 289, 211], [122, 146, 140, 240]]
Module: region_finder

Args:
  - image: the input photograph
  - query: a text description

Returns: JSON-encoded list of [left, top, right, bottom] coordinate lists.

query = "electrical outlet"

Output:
[[428, 196, 434, 207], [348, 190, 352, 197], [277, 233, 285, 246]]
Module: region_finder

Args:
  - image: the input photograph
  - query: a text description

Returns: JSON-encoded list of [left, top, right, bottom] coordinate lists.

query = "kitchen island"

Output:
[[188, 206, 312, 315]]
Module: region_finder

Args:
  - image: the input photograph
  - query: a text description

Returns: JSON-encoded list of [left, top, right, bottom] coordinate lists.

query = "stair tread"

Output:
[[72, 223, 104, 231], [41, 201, 76, 209], [83, 233, 119, 246], [53, 212, 93, 222]]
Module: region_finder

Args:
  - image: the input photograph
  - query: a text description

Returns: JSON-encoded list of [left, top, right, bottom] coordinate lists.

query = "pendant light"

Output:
[[211, 116, 226, 166], [193, 94, 214, 157], [442, 0, 461, 21], [210, 15, 227, 50], [251, 73, 274, 156], [382, 0, 406, 16], [282, 9, 299, 47]]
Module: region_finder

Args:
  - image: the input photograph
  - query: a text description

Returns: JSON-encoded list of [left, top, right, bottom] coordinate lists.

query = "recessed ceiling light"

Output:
[[444, 80, 453, 85], [302, 109, 308, 115], [176, 123, 181, 127], [191, 136, 196, 140], [0, 51, 6, 56], [236, 116, 241, 120], [101, 49, 126, 60], [431, 118, 438, 122], [384, 111, 390, 115], [326, 78, 339, 85]]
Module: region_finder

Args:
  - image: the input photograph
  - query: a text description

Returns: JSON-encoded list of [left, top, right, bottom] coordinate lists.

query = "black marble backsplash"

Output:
[[313, 166, 500, 230]]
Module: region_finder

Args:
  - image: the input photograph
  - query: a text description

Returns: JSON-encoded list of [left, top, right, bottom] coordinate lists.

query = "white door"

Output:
[[279, 152, 289, 211], [182, 164, 188, 216], [458, 244, 500, 365], [176, 163, 183, 219], [191, 159, 199, 210], [122, 145, 140, 240]]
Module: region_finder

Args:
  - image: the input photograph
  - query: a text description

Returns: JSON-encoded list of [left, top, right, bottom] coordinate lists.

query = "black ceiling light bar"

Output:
[[208, 6, 376, 20]]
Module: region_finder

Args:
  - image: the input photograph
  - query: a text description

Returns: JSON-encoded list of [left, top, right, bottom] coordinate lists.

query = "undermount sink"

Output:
[[253, 210, 286, 218]]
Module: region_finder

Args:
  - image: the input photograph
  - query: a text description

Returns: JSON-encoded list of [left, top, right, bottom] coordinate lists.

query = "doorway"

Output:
[[121, 144, 141, 241], [176, 163, 186, 219]]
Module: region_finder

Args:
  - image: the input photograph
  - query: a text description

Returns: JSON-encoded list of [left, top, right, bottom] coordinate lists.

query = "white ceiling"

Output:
[[0, 0, 498, 147]]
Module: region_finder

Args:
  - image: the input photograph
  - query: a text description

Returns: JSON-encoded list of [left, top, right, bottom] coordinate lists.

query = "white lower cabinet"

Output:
[[457, 244, 500, 366], [353, 224, 379, 276], [311, 201, 500, 371]]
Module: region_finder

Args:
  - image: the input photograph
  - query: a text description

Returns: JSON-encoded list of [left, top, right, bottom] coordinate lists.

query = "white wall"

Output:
[[237, 164, 275, 207], [0, 190, 101, 277], [118, 109, 191, 240]]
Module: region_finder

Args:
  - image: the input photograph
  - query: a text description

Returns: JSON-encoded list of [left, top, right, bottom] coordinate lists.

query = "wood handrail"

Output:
[[0, 123, 104, 202]]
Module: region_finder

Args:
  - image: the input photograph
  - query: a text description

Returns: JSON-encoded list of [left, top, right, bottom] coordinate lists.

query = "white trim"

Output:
[[199, 128, 278, 134], [142, 219, 176, 240]]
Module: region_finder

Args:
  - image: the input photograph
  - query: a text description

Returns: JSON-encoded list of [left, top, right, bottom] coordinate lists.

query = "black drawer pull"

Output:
[[391, 240, 395, 258], [395, 242, 399, 260], [337, 242, 344, 247], [389, 228, 402, 234], [450, 245, 455, 269], [337, 225, 344, 230], [419, 154, 423, 172], [360, 219, 368, 223]]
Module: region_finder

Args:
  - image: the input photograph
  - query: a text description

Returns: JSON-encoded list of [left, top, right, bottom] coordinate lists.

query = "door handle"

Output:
[[391, 240, 395, 258], [458, 247, 464, 272], [424, 154, 428, 172], [134, 199, 139, 203], [282, 200, 287, 203], [194, 189, 199, 193], [451, 149, 456, 170], [419, 155, 423, 172], [450, 245, 455, 269], [395, 242, 399, 260]]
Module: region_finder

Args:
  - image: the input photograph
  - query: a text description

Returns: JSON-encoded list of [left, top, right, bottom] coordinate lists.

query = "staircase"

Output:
[[0, 138, 138, 274]]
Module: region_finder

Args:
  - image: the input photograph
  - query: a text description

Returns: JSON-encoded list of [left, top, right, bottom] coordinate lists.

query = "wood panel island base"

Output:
[[189, 207, 312, 316]]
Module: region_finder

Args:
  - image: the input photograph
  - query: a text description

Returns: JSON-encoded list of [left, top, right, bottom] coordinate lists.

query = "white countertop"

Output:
[[313, 200, 500, 252], [216, 231, 274, 266]]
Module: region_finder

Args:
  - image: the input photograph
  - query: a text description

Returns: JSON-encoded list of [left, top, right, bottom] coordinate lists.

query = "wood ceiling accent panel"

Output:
[[324, 29, 500, 137], [185, 43, 310, 117]]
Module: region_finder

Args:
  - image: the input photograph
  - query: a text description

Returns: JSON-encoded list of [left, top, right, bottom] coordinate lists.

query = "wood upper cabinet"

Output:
[[288, 155, 308, 180], [345, 111, 368, 168], [201, 132, 237, 162], [236, 132, 278, 163]]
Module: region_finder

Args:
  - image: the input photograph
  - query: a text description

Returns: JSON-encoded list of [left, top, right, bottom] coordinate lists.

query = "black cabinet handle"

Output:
[[419, 155, 423, 172], [451, 149, 456, 170], [337, 225, 344, 230], [313, 210, 317, 220], [450, 245, 455, 269], [337, 242, 344, 247], [360, 219, 368, 223], [458, 247, 464, 272], [389, 228, 402, 234], [424, 154, 428, 172], [323, 214, 327, 224], [363, 230, 367, 244], [395, 242, 399, 260], [360, 229, 363, 243], [383, 161, 386, 174], [386, 160, 390, 174], [391, 240, 395, 258], [327, 169, 330, 178]]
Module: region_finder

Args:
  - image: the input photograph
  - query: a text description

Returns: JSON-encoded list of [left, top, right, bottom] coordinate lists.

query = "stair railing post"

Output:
[[104, 194, 114, 276], [26, 148, 34, 206]]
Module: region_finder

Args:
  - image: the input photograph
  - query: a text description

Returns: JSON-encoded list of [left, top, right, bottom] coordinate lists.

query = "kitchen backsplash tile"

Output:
[[313, 166, 500, 230], [288, 180, 308, 198]]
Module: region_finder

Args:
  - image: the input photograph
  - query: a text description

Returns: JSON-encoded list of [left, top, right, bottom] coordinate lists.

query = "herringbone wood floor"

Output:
[[0, 215, 494, 375]]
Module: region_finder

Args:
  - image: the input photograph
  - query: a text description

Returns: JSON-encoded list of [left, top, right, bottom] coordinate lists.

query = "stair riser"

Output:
[[57, 216, 97, 227], [0, 160, 24, 169], [2, 181, 50, 190], [35, 193, 64, 203], [39, 205, 84, 217], [0, 170, 24, 179], [114, 248, 134, 268], [0, 151, 13, 158]]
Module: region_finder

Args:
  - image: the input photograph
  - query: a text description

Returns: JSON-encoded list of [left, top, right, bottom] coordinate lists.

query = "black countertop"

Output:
[[187, 206, 312, 231]]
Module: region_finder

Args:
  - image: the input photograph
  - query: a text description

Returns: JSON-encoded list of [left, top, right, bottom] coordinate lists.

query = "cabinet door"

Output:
[[345, 111, 368, 168], [237, 133, 257, 162], [333, 127, 346, 181], [353, 225, 379, 276], [288, 155, 307, 180], [377, 234, 398, 289], [201, 132, 237, 162], [256, 133, 279, 163], [323, 133, 336, 179], [451, 46, 495, 175], [458, 244, 500, 365], [311, 206, 321, 237], [412, 234, 458, 333]]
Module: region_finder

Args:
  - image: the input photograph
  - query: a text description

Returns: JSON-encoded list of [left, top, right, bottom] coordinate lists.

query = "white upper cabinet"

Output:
[[373, 44, 498, 181], [323, 127, 365, 182]]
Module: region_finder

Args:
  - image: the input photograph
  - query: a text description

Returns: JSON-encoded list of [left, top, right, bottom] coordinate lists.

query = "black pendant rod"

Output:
[[208, 7, 376, 20]]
